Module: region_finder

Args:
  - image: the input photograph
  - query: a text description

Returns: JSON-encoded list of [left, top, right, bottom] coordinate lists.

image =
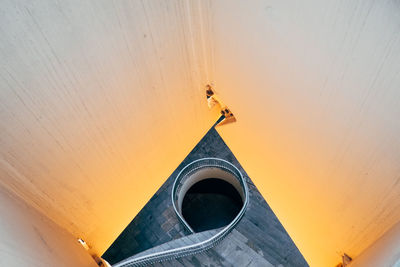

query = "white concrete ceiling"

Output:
[[212, 0, 400, 266], [0, 0, 218, 256], [1, 0, 400, 266]]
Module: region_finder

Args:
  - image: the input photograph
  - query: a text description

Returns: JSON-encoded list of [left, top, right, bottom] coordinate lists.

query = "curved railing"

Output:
[[172, 158, 247, 233], [113, 158, 249, 267]]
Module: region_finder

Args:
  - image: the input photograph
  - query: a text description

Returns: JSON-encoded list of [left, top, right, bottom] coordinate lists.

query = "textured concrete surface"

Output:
[[0, 1, 218, 255], [2, 1, 400, 265], [211, 1, 400, 265], [103, 127, 308, 266], [0, 186, 97, 267]]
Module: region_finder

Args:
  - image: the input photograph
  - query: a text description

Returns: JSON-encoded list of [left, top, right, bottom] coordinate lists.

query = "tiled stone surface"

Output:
[[103, 127, 308, 266]]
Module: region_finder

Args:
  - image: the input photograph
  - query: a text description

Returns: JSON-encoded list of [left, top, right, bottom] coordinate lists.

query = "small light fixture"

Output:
[[205, 85, 236, 126], [77, 238, 89, 250]]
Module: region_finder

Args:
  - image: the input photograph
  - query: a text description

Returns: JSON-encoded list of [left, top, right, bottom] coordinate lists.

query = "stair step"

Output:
[[116, 228, 221, 265]]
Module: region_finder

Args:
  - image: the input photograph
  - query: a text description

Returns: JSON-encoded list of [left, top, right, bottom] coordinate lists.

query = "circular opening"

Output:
[[181, 178, 244, 232]]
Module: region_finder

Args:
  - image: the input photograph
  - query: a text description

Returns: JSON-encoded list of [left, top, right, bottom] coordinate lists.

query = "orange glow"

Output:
[[0, 0, 220, 258]]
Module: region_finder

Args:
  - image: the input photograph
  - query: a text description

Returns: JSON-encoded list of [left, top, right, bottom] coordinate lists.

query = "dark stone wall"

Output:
[[102, 127, 308, 266]]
